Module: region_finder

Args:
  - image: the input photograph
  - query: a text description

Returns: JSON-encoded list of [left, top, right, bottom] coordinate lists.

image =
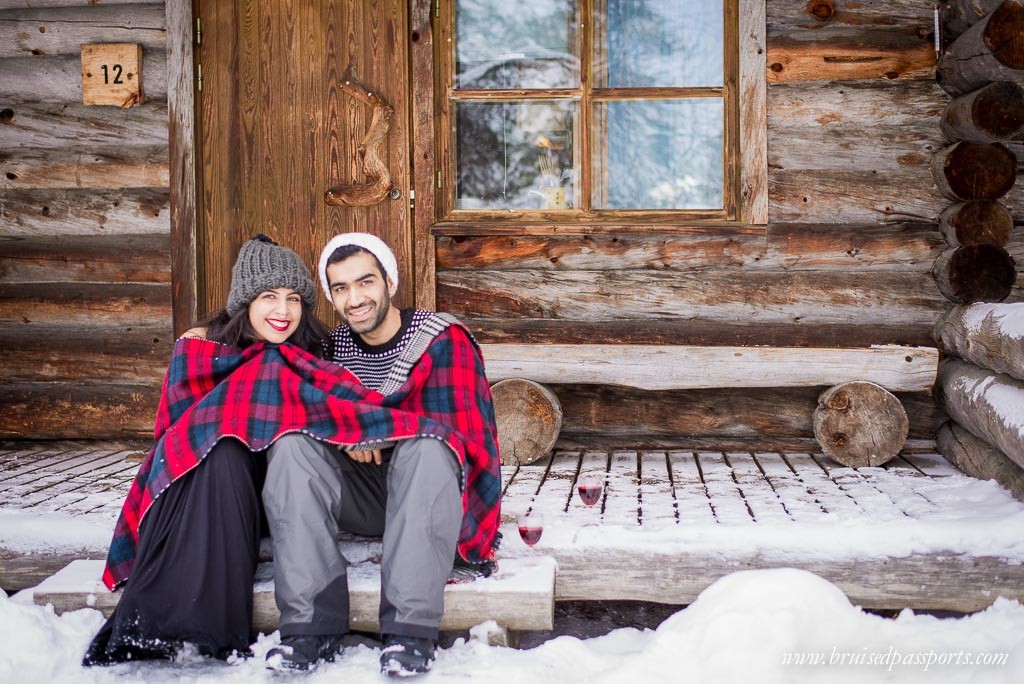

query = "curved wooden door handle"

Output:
[[325, 64, 395, 207]]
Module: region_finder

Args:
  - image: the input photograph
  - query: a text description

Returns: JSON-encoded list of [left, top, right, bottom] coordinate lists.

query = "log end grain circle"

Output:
[[942, 142, 1017, 200], [813, 381, 909, 467], [934, 244, 1016, 304], [491, 378, 563, 466], [984, 0, 1024, 70]]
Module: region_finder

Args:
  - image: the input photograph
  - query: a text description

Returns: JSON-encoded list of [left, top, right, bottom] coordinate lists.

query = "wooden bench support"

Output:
[[31, 556, 556, 634]]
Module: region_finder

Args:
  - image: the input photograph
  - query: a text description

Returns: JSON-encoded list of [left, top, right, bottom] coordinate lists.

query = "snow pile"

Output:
[[3, 569, 1023, 683]]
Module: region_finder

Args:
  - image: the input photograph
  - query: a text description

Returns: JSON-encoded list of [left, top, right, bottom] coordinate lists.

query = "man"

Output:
[[263, 232, 501, 676]]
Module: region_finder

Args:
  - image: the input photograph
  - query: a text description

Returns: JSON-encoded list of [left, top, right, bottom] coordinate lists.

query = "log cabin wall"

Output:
[[0, 1, 171, 438], [434, 0, 1023, 448]]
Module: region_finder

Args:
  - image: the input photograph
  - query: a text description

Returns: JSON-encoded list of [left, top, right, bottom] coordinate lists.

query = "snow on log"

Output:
[[939, 199, 1014, 246], [937, 0, 1024, 96], [930, 142, 1018, 201], [932, 245, 1016, 304], [491, 378, 562, 466], [936, 358, 1024, 470], [934, 303, 1024, 381], [941, 81, 1024, 143], [813, 381, 908, 467], [937, 421, 1024, 501]]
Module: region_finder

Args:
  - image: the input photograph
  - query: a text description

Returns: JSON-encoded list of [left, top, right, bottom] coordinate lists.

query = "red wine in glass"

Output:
[[577, 472, 604, 508], [517, 512, 544, 547], [518, 525, 543, 546]]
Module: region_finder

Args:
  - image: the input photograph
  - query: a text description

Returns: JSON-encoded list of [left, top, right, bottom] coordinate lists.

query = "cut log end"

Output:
[[933, 244, 1016, 304], [931, 142, 1018, 201], [813, 381, 908, 467], [939, 199, 1014, 247], [984, 0, 1024, 70], [491, 378, 562, 466]]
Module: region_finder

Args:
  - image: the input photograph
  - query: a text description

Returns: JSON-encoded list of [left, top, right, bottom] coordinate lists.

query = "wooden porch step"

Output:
[[31, 556, 556, 632]]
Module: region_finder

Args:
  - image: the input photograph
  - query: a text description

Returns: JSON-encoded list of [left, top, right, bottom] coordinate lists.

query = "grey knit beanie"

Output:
[[226, 234, 316, 315]]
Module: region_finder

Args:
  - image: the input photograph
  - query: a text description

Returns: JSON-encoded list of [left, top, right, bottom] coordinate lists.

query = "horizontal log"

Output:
[[0, 1, 161, 8], [438, 270, 948, 325], [930, 142, 1018, 201], [934, 303, 1024, 382], [937, 421, 1024, 501], [932, 244, 1016, 304], [767, 0, 932, 31], [936, 358, 1024, 469], [0, 145, 169, 190], [553, 385, 942, 441], [0, 326, 170, 384], [0, 381, 159, 438], [941, 81, 1024, 143], [767, 26, 936, 82], [936, 0, 1024, 96], [0, 282, 171, 329], [769, 168, 1024, 223], [0, 4, 165, 59], [0, 52, 167, 102], [481, 344, 938, 392], [549, 547, 1023, 611], [0, 187, 170, 236], [466, 319, 936, 347], [0, 233, 170, 283], [939, 199, 1014, 246], [770, 124, 942, 171], [0, 100, 168, 148], [437, 223, 944, 272], [767, 79, 946, 129]]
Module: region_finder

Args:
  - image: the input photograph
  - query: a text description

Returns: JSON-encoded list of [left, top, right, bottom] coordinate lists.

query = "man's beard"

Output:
[[344, 288, 392, 336]]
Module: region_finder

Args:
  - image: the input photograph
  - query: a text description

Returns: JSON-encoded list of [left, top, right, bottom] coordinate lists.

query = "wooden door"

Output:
[[195, 0, 413, 318]]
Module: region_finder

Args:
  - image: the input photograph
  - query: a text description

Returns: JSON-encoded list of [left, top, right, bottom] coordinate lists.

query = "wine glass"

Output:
[[517, 511, 544, 549], [576, 472, 604, 508]]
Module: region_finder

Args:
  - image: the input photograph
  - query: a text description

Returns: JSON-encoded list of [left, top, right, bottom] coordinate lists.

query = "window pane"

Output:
[[455, 100, 576, 210], [594, 99, 723, 210], [596, 0, 723, 88], [456, 0, 578, 89]]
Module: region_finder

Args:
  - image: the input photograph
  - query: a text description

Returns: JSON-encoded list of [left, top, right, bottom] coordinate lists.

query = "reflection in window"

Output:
[[598, 0, 723, 88], [455, 101, 576, 210], [456, 0, 578, 89], [446, 0, 734, 216], [596, 99, 723, 210]]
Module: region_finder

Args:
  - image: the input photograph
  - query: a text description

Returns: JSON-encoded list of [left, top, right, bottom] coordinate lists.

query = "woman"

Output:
[[84, 234, 328, 665]]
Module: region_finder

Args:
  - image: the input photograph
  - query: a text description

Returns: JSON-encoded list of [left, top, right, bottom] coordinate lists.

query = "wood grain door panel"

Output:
[[196, 0, 412, 319]]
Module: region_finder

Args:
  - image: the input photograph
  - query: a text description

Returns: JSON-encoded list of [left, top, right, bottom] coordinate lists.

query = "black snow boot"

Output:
[[379, 634, 436, 677], [265, 634, 343, 671]]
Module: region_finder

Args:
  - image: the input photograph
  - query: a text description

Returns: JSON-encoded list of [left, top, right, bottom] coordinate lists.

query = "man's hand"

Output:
[[345, 448, 382, 465]]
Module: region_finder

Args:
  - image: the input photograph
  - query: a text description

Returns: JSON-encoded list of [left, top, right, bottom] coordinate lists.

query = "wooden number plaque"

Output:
[[81, 43, 143, 108]]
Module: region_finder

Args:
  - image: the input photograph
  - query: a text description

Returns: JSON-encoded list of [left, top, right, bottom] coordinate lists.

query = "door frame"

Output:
[[165, 0, 438, 337]]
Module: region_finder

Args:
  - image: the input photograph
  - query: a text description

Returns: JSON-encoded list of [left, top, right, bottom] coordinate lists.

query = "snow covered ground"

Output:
[[3, 568, 1022, 683]]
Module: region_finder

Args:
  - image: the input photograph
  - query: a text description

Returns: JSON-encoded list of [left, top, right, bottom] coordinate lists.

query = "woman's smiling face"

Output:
[[248, 288, 303, 343]]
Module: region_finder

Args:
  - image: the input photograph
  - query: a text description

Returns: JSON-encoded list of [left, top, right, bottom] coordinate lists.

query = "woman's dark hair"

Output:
[[199, 300, 329, 356]]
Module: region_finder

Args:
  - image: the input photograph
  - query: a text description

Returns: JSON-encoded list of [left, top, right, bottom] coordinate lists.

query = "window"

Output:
[[438, 0, 742, 221]]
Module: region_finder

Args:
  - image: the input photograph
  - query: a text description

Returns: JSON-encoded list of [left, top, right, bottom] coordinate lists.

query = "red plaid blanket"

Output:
[[103, 325, 500, 590]]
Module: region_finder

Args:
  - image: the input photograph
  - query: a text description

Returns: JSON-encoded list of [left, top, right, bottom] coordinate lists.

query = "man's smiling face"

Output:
[[326, 251, 395, 338]]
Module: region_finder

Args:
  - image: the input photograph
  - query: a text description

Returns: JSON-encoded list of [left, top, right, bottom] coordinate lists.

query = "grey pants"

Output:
[[263, 433, 462, 640]]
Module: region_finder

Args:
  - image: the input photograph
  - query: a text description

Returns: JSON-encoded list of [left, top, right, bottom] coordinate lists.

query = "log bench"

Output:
[[482, 344, 941, 466], [30, 554, 557, 647]]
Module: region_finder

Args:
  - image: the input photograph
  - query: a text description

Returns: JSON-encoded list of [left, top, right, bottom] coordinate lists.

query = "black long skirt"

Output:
[[83, 438, 265, 665]]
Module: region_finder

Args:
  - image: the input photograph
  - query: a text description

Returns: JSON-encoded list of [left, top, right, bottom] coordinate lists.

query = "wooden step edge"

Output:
[[33, 556, 556, 633]]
